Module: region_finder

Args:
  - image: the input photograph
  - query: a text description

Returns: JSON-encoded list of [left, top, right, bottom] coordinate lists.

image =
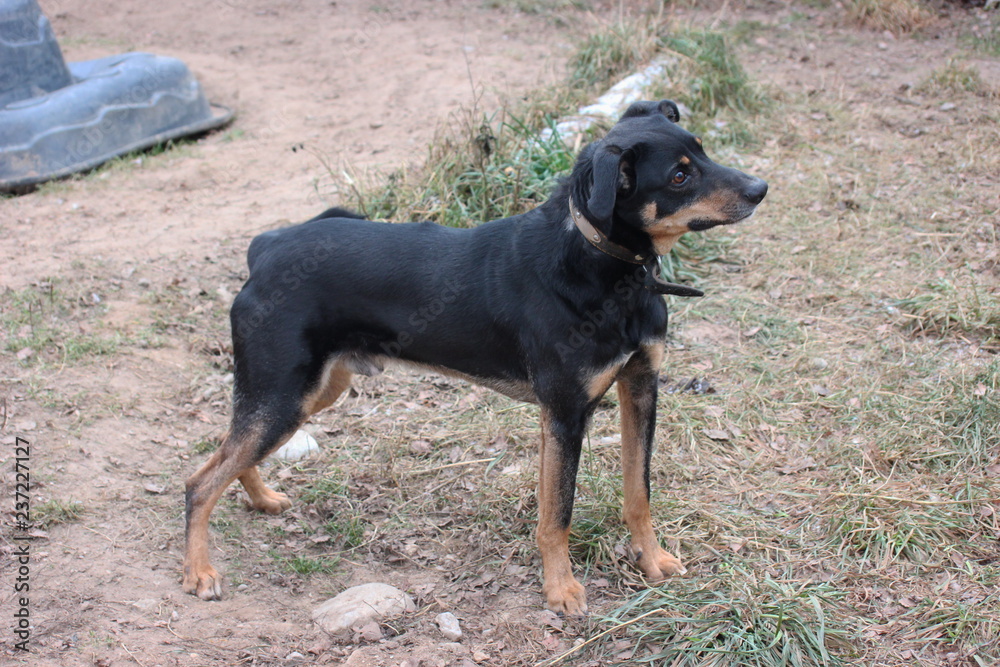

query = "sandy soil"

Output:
[[1, 0, 997, 665]]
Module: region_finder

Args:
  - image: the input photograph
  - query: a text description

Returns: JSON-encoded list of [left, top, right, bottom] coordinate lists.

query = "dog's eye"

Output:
[[671, 170, 688, 185]]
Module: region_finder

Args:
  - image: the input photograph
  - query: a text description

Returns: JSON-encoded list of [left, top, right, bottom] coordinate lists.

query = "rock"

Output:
[[313, 583, 415, 635], [436, 612, 463, 641], [275, 430, 319, 461], [356, 620, 382, 641]]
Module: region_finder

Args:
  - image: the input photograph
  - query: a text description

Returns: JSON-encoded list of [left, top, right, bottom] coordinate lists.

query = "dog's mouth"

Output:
[[687, 207, 759, 232]]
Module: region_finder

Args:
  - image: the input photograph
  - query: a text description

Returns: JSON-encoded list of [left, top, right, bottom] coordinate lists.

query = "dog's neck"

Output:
[[568, 197, 650, 265], [567, 198, 704, 298]]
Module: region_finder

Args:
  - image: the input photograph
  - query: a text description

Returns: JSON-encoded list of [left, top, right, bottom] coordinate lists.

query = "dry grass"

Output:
[[845, 0, 935, 34]]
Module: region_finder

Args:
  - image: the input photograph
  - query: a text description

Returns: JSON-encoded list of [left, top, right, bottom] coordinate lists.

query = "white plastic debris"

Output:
[[540, 56, 682, 144], [274, 429, 319, 461]]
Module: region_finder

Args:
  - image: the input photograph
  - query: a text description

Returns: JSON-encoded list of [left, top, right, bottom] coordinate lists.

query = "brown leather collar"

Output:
[[568, 198, 704, 298], [569, 198, 650, 265]]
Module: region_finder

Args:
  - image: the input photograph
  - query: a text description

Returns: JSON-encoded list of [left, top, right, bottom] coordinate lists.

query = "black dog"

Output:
[[183, 100, 767, 615]]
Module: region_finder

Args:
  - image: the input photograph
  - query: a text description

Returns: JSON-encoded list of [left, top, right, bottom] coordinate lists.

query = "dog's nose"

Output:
[[744, 177, 768, 205]]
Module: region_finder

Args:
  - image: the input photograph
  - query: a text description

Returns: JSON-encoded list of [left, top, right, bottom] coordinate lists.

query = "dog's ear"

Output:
[[587, 144, 634, 224], [656, 99, 680, 122], [620, 99, 681, 123]]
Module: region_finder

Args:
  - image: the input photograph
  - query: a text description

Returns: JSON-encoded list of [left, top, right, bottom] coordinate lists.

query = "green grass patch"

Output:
[[918, 60, 993, 98], [846, 359, 1000, 470], [346, 113, 578, 228], [320, 516, 369, 550], [891, 272, 1000, 344], [565, 570, 850, 666], [658, 29, 768, 146], [273, 553, 340, 576], [829, 483, 997, 568], [297, 473, 349, 504], [0, 283, 121, 365], [33, 499, 85, 527]]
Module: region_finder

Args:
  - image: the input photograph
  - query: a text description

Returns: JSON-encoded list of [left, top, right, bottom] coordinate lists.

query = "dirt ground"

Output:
[[1, 0, 997, 666]]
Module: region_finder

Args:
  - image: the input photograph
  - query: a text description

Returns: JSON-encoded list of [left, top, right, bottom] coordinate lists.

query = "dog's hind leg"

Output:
[[617, 343, 686, 581], [237, 362, 353, 514], [183, 358, 354, 600], [183, 417, 299, 600]]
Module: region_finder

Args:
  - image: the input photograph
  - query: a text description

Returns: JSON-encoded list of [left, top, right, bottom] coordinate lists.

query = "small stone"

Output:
[[939, 102, 956, 112], [313, 583, 415, 635], [137, 278, 151, 288], [16, 347, 33, 361], [356, 620, 382, 641], [810, 357, 829, 370], [275, 430, 319, 461], [472, 651, 490, 663], [703, 428, 730, 441], [285, 651, 305, 661], [436, 612, 463, 641]]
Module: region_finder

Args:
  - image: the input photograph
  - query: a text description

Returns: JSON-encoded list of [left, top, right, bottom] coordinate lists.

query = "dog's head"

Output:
[[572, 99, 767, 255]]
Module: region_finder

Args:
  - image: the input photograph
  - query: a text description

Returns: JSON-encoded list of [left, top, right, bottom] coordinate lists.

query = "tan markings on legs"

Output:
[[586, 359, 625, 403], [236, 362, 352, 515], [238, 466, 291, 514], [537, 409, 587, 615], [644, 340, 664, 371], [618, 344, 685, 582], [302, 361, 353, 416], [183, 424, 296, 600]]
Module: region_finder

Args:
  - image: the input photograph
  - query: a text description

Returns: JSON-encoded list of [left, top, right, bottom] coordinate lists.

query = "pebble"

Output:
[[436, 612, 463, 641]]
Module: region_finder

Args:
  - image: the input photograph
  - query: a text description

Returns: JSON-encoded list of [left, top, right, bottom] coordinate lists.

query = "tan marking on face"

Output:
[[679, 156, 691, 165], [644, 192, 738, 254], [695, 137, 703, 146]]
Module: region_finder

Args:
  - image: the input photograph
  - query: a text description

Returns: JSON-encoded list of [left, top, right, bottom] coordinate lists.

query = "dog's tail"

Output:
[[306, 207, 367, 222]]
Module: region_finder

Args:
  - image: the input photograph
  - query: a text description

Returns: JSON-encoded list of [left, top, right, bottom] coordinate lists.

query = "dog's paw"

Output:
[[543, 576, 589, 616], [182, 565, 223, 601], [634, 545, 687, 581], [249, 487, 292, 515]]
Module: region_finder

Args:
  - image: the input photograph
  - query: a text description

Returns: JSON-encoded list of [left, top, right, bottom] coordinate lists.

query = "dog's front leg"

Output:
[[537, 406, 588, 615], [617, 345, 687, 581]]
